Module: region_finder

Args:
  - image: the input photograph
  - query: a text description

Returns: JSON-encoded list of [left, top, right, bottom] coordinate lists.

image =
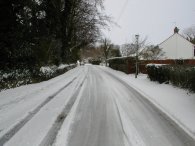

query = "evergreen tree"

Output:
[[0, 0, 18, 68], [0, 0, 109, 69]]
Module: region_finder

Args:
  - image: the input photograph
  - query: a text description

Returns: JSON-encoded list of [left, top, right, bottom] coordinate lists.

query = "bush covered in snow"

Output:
[[40, 66, 56, 78], [146, 64, 195, 92], [38, 64, 76, 80], [0, 69, 33, 91], [0, 64, 76, 91]]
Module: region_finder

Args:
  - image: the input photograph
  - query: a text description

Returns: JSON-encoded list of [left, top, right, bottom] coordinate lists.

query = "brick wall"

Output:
[[108, 58, 195, 74]]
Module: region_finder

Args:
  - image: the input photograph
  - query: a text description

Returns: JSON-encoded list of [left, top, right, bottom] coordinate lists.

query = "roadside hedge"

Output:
[[108, 57, 135, 74], [0, 64, 76, 91], [146, 64, 195, 92]]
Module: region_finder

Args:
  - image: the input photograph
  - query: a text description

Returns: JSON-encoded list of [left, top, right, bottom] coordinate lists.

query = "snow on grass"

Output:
[[105, 67, 195, 139]]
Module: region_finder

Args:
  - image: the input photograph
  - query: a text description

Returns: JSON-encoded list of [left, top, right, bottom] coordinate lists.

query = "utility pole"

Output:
[[135, 34, 139, 78]]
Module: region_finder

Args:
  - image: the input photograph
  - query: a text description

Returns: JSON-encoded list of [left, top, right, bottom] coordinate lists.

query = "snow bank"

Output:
[[58, 64, 69, 70], [40, 66, 55, 76], [58, 64, 76, 70]]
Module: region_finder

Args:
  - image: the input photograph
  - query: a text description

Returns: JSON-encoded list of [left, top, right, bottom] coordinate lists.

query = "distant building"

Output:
[[159, 27, 195, 59]]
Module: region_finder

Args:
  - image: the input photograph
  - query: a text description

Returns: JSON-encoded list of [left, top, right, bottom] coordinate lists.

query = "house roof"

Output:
[[158, 32, 195, 46]]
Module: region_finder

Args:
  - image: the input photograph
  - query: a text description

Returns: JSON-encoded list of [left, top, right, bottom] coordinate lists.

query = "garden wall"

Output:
[[108, 57, 195, 74]]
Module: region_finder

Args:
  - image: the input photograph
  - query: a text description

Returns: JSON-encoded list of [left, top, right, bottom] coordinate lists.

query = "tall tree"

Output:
[[0, 0, 109, 69], [0, 0, 19, 68], [100, 38, 113, 66], [60, 0, 108, 62]]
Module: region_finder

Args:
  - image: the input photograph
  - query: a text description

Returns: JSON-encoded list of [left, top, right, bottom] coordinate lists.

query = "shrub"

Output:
[[0, 64, 76, 91], [108, 57, 135, 74], [0, 69, 34, 91], [146, 64, 195, 92], [146, 64, 169, 83]]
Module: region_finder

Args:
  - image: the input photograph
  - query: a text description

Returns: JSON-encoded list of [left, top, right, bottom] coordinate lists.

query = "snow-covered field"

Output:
[[0, 65, 194, 146]]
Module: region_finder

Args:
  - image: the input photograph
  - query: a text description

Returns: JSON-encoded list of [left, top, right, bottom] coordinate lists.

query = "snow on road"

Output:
[[0, 65, 195, 146], [104, 67, 195, 140], [0, 67, 85, 145], [54, 65, 195, 146]]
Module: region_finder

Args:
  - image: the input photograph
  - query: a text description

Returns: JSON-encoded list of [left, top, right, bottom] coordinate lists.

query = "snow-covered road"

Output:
[[0, 65, 194, 146]]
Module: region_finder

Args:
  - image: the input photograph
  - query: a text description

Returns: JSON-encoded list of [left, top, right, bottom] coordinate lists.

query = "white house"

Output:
[[159, 27, 195, 59]]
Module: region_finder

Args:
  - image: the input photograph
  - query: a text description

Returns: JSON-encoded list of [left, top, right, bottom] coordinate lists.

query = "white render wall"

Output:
[[159, 33, 195, 59]]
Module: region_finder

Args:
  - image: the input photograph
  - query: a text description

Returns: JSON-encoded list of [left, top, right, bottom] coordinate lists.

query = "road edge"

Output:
[[103, 68, 195, 143]]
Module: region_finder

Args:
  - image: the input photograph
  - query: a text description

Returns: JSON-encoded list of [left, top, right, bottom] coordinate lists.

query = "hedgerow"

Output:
[[146, 64, 195, 92], [108, 57, 135, 74], [0, 64, 76, 91]]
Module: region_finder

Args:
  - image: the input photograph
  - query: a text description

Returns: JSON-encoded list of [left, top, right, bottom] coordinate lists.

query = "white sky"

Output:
[[102, 0, 195, 45]]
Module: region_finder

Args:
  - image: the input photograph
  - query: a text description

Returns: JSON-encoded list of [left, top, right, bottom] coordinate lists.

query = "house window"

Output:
[[194, 46, 195, 56]]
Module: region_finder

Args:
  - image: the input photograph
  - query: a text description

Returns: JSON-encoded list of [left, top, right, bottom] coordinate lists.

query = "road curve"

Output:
[[54, 65, 195, 146]]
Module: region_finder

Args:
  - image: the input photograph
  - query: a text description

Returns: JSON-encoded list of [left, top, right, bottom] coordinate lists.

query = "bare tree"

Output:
[[140, 45, 165, 60], [120, 36, 147, 57], [80, 46, 103, 61], [183, 26, 195, 44], [100, 38, 113, 66], [60, 0, 111, 62], [121, 43, 136, 57]]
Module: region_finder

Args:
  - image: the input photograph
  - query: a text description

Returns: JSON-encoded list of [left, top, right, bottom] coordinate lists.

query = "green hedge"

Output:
[[108, 57, 135, 74], [108, 57, 129, 64], [146, 64, 195, 92]]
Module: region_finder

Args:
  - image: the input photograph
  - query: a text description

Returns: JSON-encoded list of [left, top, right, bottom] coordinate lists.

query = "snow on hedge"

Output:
[[57, 64, 75, 70], [146, 63, 167, 67], [40, 66, 55, 75], [40, 64, 75, 76], [58, 64, 69, 70], [0, 64, 76, 91]]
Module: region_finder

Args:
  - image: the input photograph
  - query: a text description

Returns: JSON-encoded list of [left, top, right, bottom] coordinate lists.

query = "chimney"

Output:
[[174, 27, 179, 33]]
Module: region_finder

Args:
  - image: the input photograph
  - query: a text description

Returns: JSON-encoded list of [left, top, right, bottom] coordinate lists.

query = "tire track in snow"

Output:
[[112, 96, 132, 146], [0, 68, 82, 111], [39, 74, 87, 146], [112, 94, 146, 146], [0, 77, 77, 146]]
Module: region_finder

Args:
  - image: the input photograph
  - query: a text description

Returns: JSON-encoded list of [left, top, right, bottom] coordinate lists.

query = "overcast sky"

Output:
[[102, 0, 195, 45]]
